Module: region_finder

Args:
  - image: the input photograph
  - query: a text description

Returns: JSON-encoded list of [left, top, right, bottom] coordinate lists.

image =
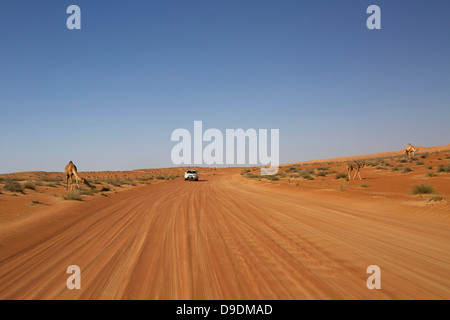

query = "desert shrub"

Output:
[[265, 175, 280, 181], [411, 184, 435, 195], [100, 186, 111, 192], [420, 153, 429, 159], [78, 187, 99, 196], [360, 183, 369, 188], [427, 196, 443, 202], [426, 171, 438, 177], [402, 167, 413, 173], [156, 176, 165, 180], [62, 192, 83, 201], [301, 173, 314, 180], [4, 181, 23, 193], [24, 182, 36, 190], [391, 166, 401, 172], [317, 167, 330, 171], [427, 166, 433, 170], [316, 171, 327, 177], [437, 164, 450, 173], [400, 159, 408, 163], [41, 177, 62, 183], [246, 173, 258, 179], [286, 167, 299, 173], [376, 166, 388, 170], [335, 172, 348, 180], [106, 178, 132, 186], [416, 161, 424, 165]]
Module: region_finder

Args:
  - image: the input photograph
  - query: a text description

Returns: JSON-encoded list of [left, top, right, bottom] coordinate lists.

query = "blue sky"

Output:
[[1, 0, 449, 173]]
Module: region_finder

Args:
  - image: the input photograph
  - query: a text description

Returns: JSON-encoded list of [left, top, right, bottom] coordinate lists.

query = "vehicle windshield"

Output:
[[187, 170, 197, 174]]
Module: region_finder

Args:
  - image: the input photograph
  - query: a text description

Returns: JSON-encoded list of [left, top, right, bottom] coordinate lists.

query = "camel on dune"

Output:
[[65, 161, 93, 191], [405, 143, 419, 157], [347, 160, 365, 181]]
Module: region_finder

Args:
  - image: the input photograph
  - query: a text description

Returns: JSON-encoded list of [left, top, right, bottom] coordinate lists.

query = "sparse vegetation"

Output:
[[106, 178, 133, 187], [360, 183, 369, 188], [4, 181, 24, 193], [411, 184, 435, 195], [402, 167, 413, 174], [427, 196, 443, 203], [437, 164, 450, 173], [24, 182, 36, 190], [62, 192, 83, 201], [426, 171, 438, 177], [78, 187, 99, 196], [335, 172, 348, 180]]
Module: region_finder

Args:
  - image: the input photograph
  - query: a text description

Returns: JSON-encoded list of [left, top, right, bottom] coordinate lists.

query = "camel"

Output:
[[405, 143, 419, 157], [65, 161, 93, 191], [347, 160, 365, 180]]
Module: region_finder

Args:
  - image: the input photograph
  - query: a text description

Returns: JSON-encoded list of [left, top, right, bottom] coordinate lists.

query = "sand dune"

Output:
[[293, 144, 450, 165]]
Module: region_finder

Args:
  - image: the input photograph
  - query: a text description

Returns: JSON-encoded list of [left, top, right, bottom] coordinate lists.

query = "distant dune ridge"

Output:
[[291, 144, 450, 166]]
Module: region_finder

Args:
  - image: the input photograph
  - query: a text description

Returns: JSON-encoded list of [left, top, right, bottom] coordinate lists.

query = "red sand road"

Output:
[[0, 173, 449, 299]]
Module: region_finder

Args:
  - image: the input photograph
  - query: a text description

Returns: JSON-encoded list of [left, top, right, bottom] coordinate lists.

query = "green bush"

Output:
[[335, 172, 348, 180], [437, 164, 450, 173], [4, 181, 23, 193], [62, 192, 83, 201], [411, 184, 435, 195], [24, 182, 36, 190], [402, 167, 413, 173]]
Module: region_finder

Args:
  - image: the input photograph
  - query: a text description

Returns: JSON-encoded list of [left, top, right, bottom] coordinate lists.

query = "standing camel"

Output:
[[65, 161, 93, 191], [347, 161, 366, 180], [405, 143, 419, 157]]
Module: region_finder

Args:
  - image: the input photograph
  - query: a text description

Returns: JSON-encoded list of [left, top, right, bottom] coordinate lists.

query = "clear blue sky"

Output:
[[1, 0, 449, 173]]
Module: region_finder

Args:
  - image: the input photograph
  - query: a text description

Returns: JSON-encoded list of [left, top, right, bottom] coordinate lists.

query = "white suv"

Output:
[[184, 169, 199, 181]]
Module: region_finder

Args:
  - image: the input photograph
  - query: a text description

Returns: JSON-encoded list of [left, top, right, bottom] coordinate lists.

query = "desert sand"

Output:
[[0, 146, 449, 299]]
